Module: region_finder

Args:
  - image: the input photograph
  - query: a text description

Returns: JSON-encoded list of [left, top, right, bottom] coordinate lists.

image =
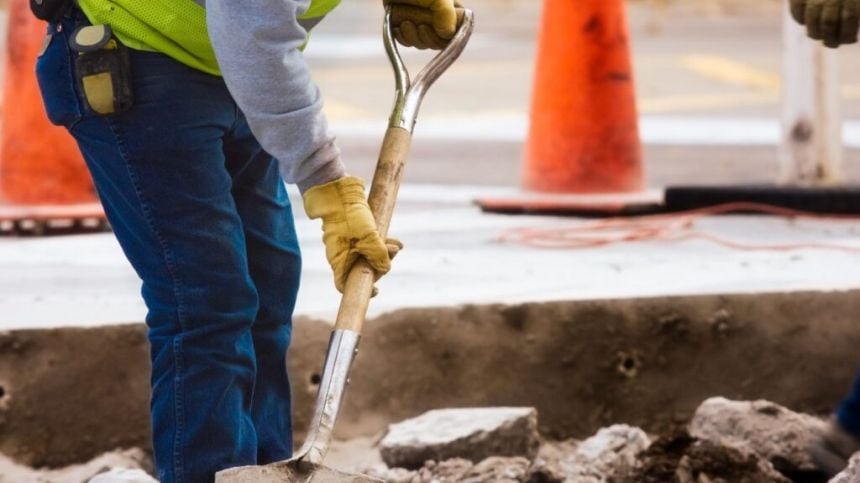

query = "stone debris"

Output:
[[379, 407, 540, 469], [4, 400, 847, 483], [88, 468, 158, 483], [689, 397, 828, 472], [365, 401, 841, 482], [527, 425, 650, 482], [524, 439, 579, 482], [364, 465, 417, 483], [368, 456, 530, 483], [370, 424, 650, 483], [624, 433, 791, 483], [215, 463, 383, 483], [829, 452, 860, 483], [0, 448, 153, 483]]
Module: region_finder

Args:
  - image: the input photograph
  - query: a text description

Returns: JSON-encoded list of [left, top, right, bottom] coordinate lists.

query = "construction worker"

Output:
[[789, 0, 860, 476], [34, 0, 461, 481]]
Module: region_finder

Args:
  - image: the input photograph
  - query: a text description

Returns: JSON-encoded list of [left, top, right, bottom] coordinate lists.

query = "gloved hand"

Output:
[[790, 0, 860, 48], [303, 176, 402, 293], [384, 0, 462, 50]]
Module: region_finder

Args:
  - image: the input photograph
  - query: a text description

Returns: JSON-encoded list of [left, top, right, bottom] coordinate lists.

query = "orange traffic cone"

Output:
[[0, 0, 104, 234], [477, 0, 651, 216], [524, 0, 643, 194]]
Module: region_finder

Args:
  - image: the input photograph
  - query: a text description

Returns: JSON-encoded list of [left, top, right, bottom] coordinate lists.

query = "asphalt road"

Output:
[[305, 0, 860, 187], [4, 1, 860, 328]]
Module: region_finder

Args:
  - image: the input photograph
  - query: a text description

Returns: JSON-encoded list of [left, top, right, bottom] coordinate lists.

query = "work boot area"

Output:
[[4, 0, 860, 482]]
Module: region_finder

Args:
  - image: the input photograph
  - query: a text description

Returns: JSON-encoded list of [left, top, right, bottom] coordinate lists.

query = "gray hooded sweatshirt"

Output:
[[205, 0, 346, 193]]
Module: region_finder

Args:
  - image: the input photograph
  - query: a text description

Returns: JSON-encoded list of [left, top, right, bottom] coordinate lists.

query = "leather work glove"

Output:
[[303, 176, 402, 293], [384, 0, 463, 50], [790, 0, 860, 48]]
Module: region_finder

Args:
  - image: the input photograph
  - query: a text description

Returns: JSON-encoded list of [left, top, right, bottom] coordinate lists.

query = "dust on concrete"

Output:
[[0, 448, 153, 483]]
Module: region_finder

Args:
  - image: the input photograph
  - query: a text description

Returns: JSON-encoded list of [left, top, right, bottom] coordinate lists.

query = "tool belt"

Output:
[[69, 24, 134, 116], [30, 0, 73, 23], [32, 0, 134, 116]]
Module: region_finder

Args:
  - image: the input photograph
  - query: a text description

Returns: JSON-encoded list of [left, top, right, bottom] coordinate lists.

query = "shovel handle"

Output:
[[334, 127, 412, 332], [333, 9, 472, 333]]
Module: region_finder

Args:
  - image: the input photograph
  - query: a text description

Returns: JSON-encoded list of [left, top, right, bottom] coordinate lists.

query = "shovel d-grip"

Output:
[[289, 8, 475, 472]]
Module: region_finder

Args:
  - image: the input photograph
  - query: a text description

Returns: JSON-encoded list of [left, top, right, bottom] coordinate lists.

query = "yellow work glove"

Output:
[[790, 0, 860, 48], [303, 176, 402, 293], [384, 0, 463, 50]]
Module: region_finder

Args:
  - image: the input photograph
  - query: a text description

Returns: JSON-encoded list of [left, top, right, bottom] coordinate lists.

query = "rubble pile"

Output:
[[6, 399, 860, 482], [364, 400, 848, 483]]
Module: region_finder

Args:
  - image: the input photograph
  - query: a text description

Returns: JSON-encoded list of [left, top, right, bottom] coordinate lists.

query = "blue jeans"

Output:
[[839, 372, 860, 437], [37, 12, 300, 483]]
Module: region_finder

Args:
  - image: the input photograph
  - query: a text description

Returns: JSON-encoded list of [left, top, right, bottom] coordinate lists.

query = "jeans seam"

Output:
[[104, 116, 189, 483]]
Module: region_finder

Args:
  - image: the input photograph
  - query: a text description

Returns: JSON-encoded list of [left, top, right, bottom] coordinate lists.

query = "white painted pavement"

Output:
[[1, 183, 860, 330], [333, 115, 860, 147]]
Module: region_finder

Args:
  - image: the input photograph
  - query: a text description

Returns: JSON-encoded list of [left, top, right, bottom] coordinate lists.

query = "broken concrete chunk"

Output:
[[409, 458, 475, 483], [674, 440, 791, 483], [527, 425, 650, 482], [88, 468, 158, 483], [526, 439, 578, 483], [370, 456, 529, 483], [689, 397, 828, 472], [627, 433, 790, 483], [379, 407, 540, 469], [575, 424, 650, 471], [829, 452, 860, 483], [461, 456, 530, 483]]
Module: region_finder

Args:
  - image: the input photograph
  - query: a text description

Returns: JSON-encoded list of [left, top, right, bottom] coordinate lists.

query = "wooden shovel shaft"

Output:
[[334, 127, 413, 332]]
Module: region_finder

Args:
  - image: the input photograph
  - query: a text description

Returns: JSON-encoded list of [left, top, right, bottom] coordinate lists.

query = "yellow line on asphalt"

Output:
[[639, 91, 778, 113], [681, 54, 781, 90], [322, 98, 373, 120], [313, 59, 530, 83]]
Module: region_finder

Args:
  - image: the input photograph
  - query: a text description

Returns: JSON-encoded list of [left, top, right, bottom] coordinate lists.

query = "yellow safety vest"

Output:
[[76, 0, 342, 76]]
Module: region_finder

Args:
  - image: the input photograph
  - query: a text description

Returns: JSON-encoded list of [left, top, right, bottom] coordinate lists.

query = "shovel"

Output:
[[216, 7, 474, 483]]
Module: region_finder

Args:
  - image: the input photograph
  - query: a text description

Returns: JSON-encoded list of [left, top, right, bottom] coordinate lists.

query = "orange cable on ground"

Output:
[[499, 202, 860, 253]]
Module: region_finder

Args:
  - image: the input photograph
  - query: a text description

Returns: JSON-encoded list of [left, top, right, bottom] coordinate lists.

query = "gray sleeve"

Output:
[[206, 0, 345, 193]]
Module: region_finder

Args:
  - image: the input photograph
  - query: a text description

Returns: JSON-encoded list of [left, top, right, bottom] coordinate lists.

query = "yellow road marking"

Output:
[[313, 59, 530, 83], [318, 54, 860, 121], [322, 98, 372, 120], [681, 54, 781, 91], [324, 89, 860, 121], [639, 91, 778, 113]]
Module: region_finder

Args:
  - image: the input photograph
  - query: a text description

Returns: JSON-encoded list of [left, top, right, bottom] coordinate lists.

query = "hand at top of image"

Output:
[[790, 0, 860, 48], [384, 0, 464, 50]]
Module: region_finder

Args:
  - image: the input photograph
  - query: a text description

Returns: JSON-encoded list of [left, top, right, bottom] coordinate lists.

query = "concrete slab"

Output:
[[379, 407, 539, 469], [1, 183, 860, 329]]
